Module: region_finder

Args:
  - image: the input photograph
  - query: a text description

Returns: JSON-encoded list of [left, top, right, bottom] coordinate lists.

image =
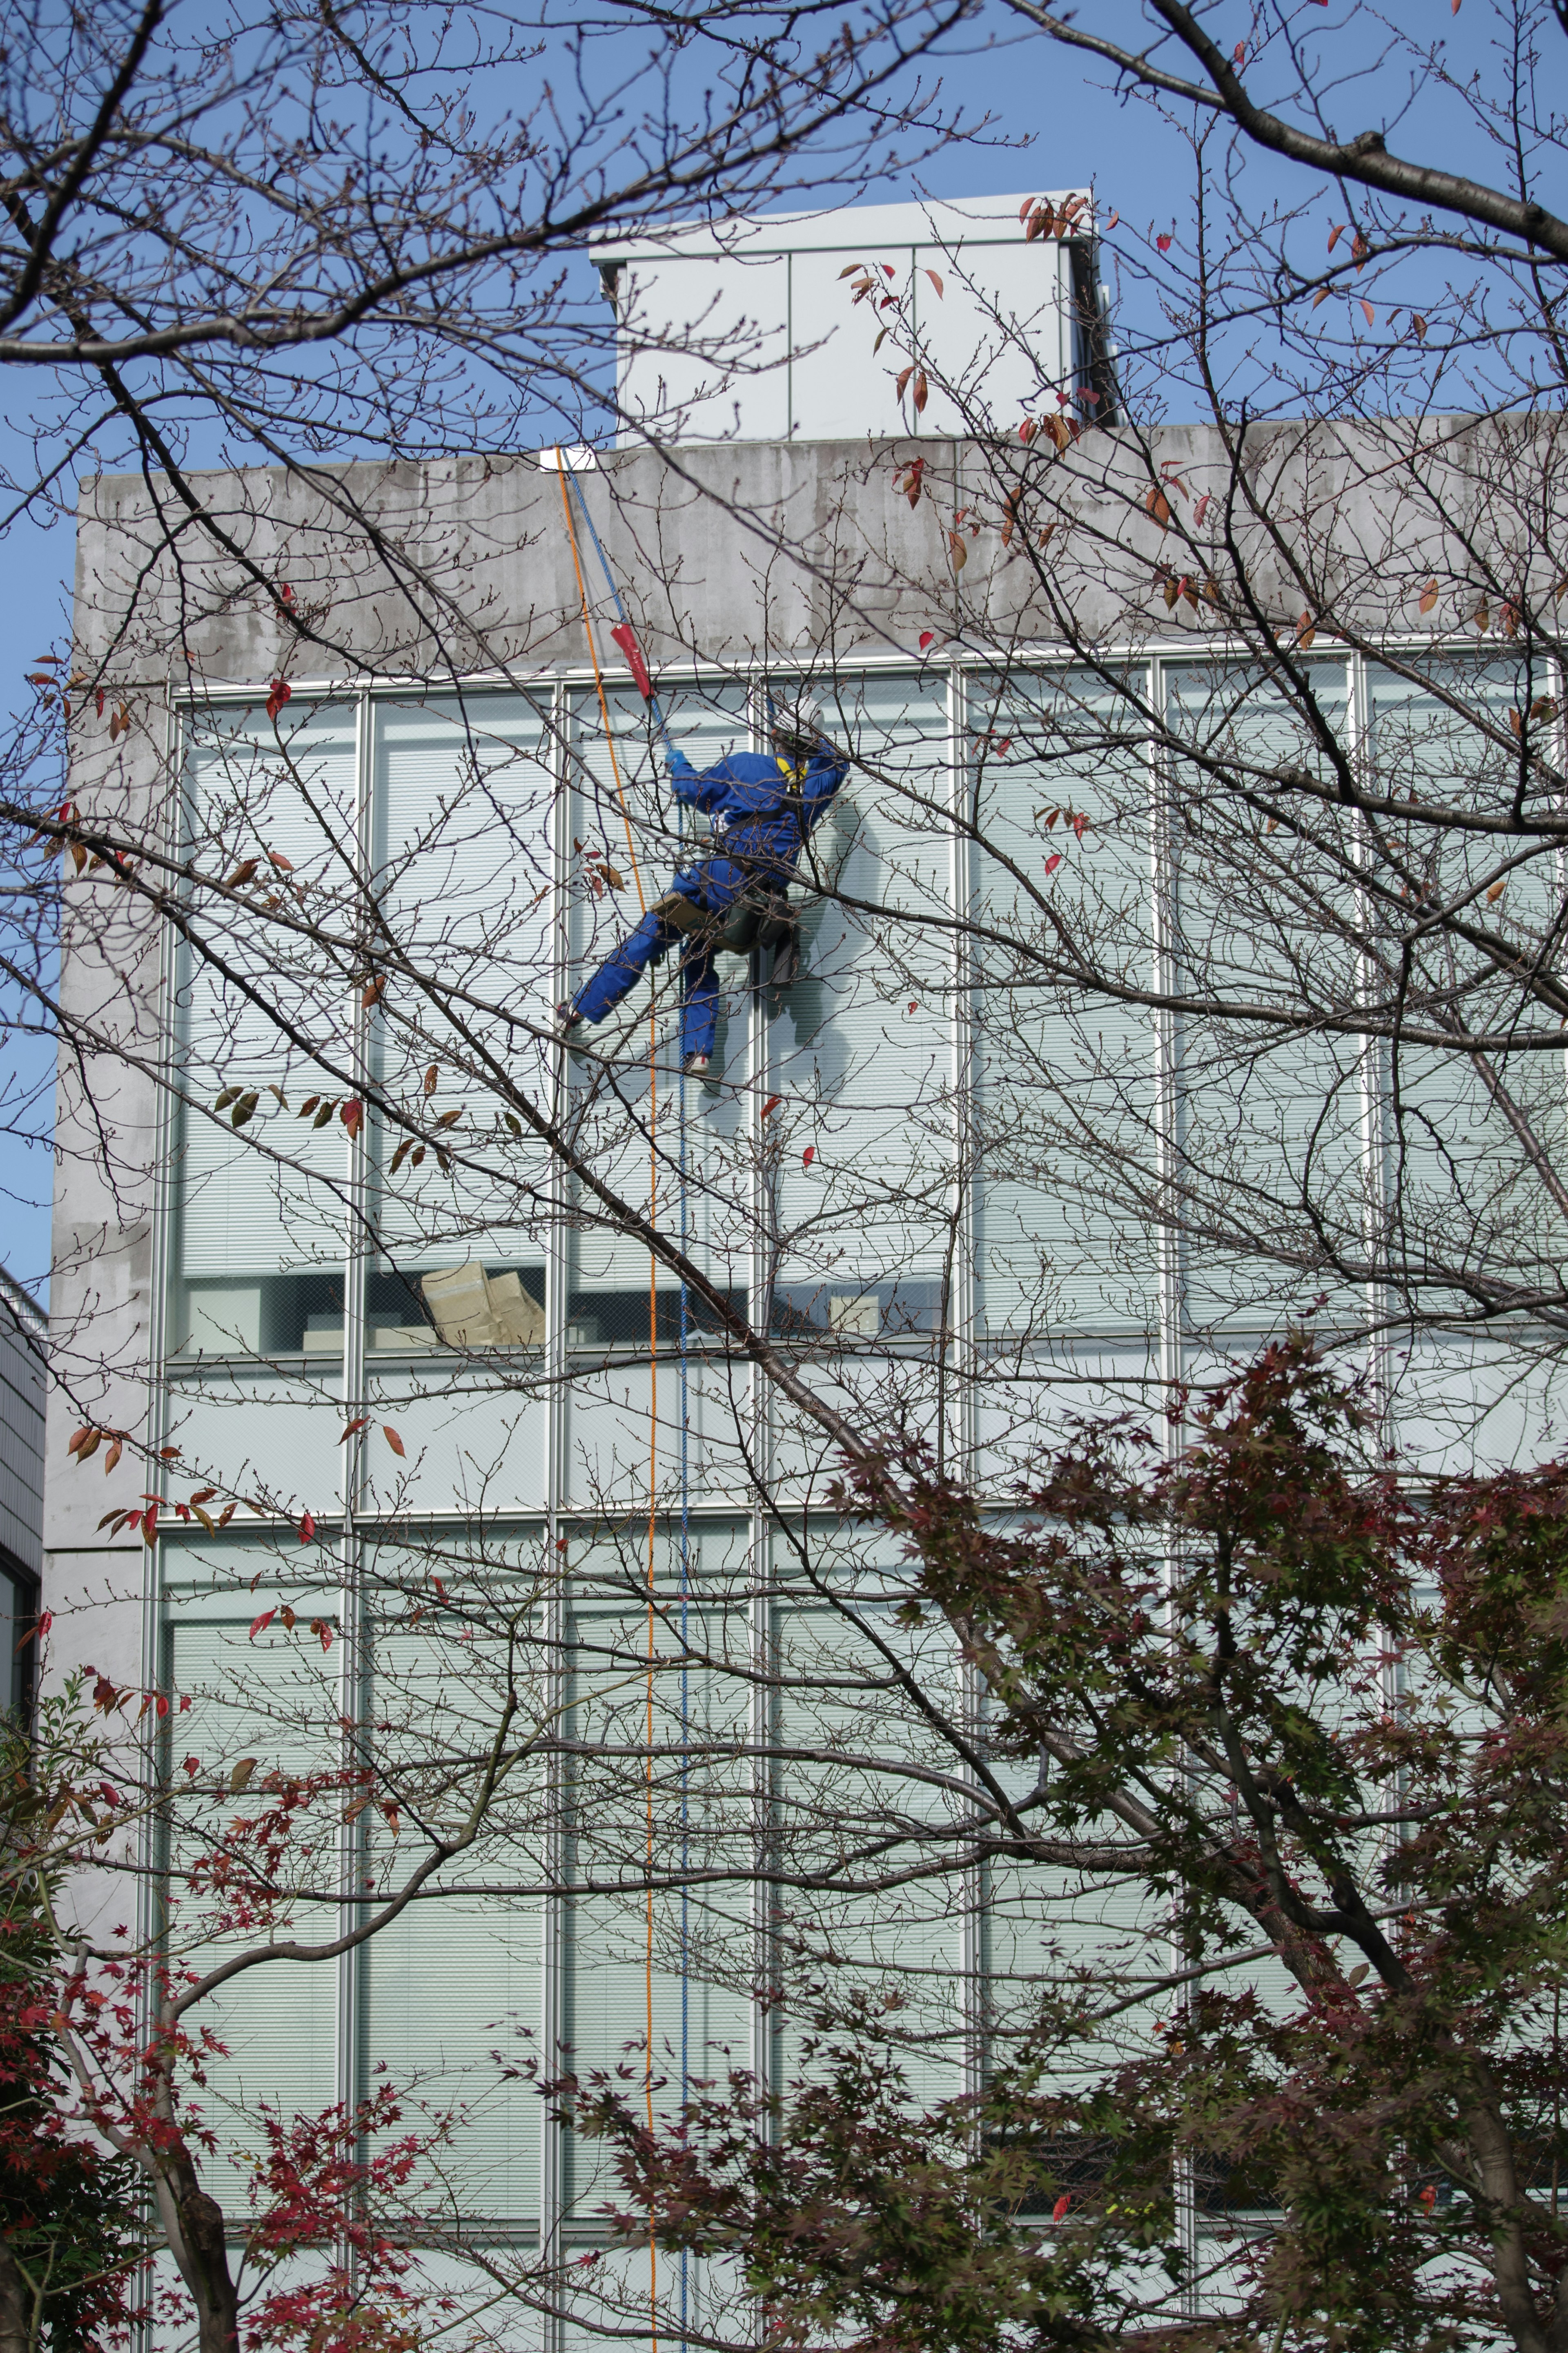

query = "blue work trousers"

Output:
[[570, 856, 754, 1060]]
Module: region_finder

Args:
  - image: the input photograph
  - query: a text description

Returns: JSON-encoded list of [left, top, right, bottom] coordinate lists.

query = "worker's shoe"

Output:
[[556, 1002, 584, 1039], [682, 1051, 711, 1077]]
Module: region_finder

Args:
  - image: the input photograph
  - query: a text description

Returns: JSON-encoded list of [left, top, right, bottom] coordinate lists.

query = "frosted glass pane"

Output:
[[770, 1589, 969, 2111], [369, 692, 556, 1297], [970, 667, 1158, 1338], [174, 703, 359, 1339], [1368, 660, 1568, 1314], [1167, 660, 1370, 1334], [768, 671, 957, 1341], [361, 1602, 550, 2221], [565, 683, 753, 1345], [165, 1614, 341, 2209], [562, 1537, 755, 2216]]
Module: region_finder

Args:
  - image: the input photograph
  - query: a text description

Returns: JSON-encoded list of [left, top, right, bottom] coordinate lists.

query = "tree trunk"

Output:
[[154, 2158, 240, 2353], [0, 2239, 31, 2353], [177, 2180, 240, 2353]]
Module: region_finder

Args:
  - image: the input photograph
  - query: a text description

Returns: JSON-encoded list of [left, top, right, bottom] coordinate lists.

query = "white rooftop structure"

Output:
[[595, 191, 1116, 443]]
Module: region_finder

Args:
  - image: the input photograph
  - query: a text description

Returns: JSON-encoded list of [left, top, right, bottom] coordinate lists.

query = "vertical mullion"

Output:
[[945, 660, 974, 1472], [133, 689, 185, 2353], [1150, 656, 1200, 2310], [336, 684, 372, 2140], [143, 691, 183, 1808], [1149, 655, 1183, 1405], [539, 675, 570, 2308], [948, 660, 983, 2103], [1349, 650, 1410, 1966], [747, 668, 772, 2111], [1348, 651, 1392, 1421]]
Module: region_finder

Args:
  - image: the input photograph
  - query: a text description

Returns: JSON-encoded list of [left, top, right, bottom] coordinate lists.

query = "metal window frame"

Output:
[[142, 638, 1537, 2259]]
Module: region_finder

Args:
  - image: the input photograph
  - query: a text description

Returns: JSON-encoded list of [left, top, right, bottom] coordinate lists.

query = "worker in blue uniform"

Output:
[[559, 703, 848, 1073]]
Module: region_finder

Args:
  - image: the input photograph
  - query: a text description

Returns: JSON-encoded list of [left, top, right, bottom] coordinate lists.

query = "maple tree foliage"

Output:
[[0, 1692, 481, 2353], [568, 1336, 1568, 2353], [0, 1742, 141, 2353]]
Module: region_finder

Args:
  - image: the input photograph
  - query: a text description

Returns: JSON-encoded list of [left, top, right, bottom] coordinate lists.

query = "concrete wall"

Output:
[[67, 418, 1553, 696]]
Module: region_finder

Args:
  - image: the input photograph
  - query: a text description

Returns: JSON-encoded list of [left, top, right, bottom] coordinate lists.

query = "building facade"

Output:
[[45, 401, 1566, 2331]]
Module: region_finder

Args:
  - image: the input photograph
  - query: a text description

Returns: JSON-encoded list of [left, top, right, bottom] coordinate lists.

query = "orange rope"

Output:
[[557, 457, 661, 2348]]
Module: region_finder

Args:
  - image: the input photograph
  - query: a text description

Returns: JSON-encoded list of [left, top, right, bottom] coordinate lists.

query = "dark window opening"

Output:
[[567, 1285, 745, 1351], [1067, 240, 1119, 428], [0, 1554, 39, 1729]]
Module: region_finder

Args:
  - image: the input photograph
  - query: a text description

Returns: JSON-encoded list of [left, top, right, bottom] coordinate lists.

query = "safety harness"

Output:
[[652, 750, 811, 995]]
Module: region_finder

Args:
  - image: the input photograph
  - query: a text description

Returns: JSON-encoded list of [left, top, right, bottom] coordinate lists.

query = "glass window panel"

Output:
[[173, 702, 359, 1357], [1166, 660, 1370, 1335], [565, 683, 752, 1347], [769, 1568, 970, 2112], [969, 667, 1159, 1339], [1367, 660, 1568, 1322], [164, 1613, 341, 2208], [767, 671, 958, 1343], [562, 1528, 755, 2216], [361, 1579, 550, 2224], [368, 691, 557, 1352]]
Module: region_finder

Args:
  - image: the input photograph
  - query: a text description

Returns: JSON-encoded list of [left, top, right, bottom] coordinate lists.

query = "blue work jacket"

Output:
[[666, 745, 847, 879]]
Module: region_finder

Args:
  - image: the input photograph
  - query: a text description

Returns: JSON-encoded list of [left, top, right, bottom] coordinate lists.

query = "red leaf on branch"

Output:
[[383, 1426, 405, 1457], [802, 1146, 816, 1170], [761, 1095, 783, 1120], [249, 1609, 276, 1640], [918, 630, 936, 650], [299, 1510, 316, 1542], [1044, 853, 1062, 874]]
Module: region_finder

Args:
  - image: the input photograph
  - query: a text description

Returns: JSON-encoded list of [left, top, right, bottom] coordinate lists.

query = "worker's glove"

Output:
[[665, 749, 697, 791]]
